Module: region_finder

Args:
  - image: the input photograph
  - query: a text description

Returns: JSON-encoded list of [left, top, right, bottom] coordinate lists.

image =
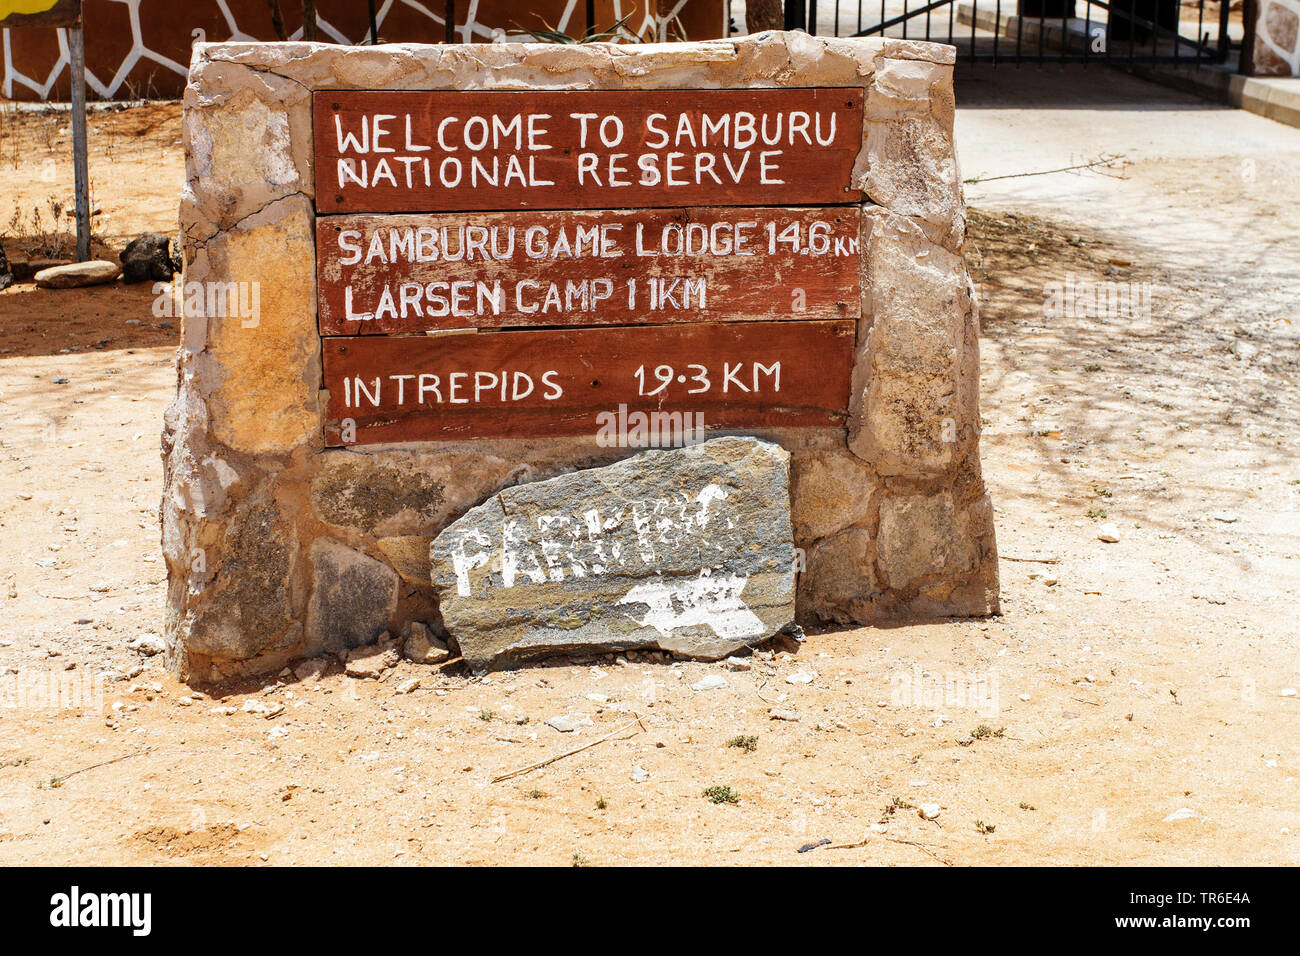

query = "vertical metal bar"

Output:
[[1150, 0, 1161, 60], [902, 0, 907, 38], [1062, 3, 1069, 68], [970, 0, 978, 62], [925, 0, 931, 39], [1039, 5, 1046, 65], [268, 0, 286, 40], [809, 0, 819, 34], [1015, 0, 1024, 63], [367, 0, 378, 43], [1196, 0, 1206, 63], [835, 0, 840, 36], [994, 0, 1001, 62], [302, 0, 317, 41], [1238, 0, 1258, 69], [586, 0, 596, 37], [881, 0, 887, 36], [68, 24, 90, 263], [858, 0, 863, 34], [1128, 0, 1136, 65], [445, 0, 455, 42], [1216, 0, 1230, 61], [1174, 0, 1183, 65], [785, 0, 807, 30], [1083, 0, 1091, 67]]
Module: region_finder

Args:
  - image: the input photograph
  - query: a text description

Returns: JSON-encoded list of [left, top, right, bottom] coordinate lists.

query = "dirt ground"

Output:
[[0, 95, 1297, 866]]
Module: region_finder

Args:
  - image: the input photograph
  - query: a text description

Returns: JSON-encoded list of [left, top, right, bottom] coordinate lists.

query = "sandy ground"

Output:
[[0, 72, 1297, 866], [0, 101, 182, 259]]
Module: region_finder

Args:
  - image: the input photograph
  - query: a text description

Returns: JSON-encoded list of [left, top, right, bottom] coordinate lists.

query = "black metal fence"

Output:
[[782, 0, 1238, 67]]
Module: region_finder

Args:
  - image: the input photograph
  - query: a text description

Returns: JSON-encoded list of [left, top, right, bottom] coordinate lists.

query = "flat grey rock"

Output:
[[545, 714, 594, 733], [430, 437, 796, 674]]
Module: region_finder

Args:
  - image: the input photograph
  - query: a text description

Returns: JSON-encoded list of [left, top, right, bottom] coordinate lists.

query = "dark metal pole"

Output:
[[1083, 0, 1091, 68], [994, 0, 1001, 62], [1063, 3, 1071, 69], [1196, 0, 1207, 64], [68, 23, 90, 262], [1217, 0, 1232, 63], [445, 0, 455, 42], [785, 0, 807, 30], [586, 0, 596, 37], [267, 0, 286, 41], [1128, 0, 1136, 65], [1238, 0, 1256, 71], [302, 0, 317, 41], [367, 0, 378, 43]]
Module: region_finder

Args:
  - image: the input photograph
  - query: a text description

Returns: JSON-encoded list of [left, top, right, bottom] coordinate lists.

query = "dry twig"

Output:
[[818, 832, 953, 866], [965, 154, 1127, 185], [888, 837, 953, 866], [55, 747, 151, 784], [492, 715, 646, 783]]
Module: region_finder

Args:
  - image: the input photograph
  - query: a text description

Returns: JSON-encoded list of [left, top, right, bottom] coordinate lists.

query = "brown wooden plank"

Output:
[[0, 0, 81, 28], [313, 89, 863, 213], [317, 206, 862, 334], [321, 320, 854, 445]]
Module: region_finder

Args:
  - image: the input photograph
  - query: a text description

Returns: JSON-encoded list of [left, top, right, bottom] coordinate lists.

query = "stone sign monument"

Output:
[[164, 33, 999, 681]]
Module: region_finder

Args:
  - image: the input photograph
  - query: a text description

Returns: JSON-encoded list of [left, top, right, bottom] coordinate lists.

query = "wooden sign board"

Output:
[[313, 86, 864, 445], [314, 88, 864, 212], [0, 0, 81, 28], [317, 206, 862, 334], [321, 320, 855, 445]]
